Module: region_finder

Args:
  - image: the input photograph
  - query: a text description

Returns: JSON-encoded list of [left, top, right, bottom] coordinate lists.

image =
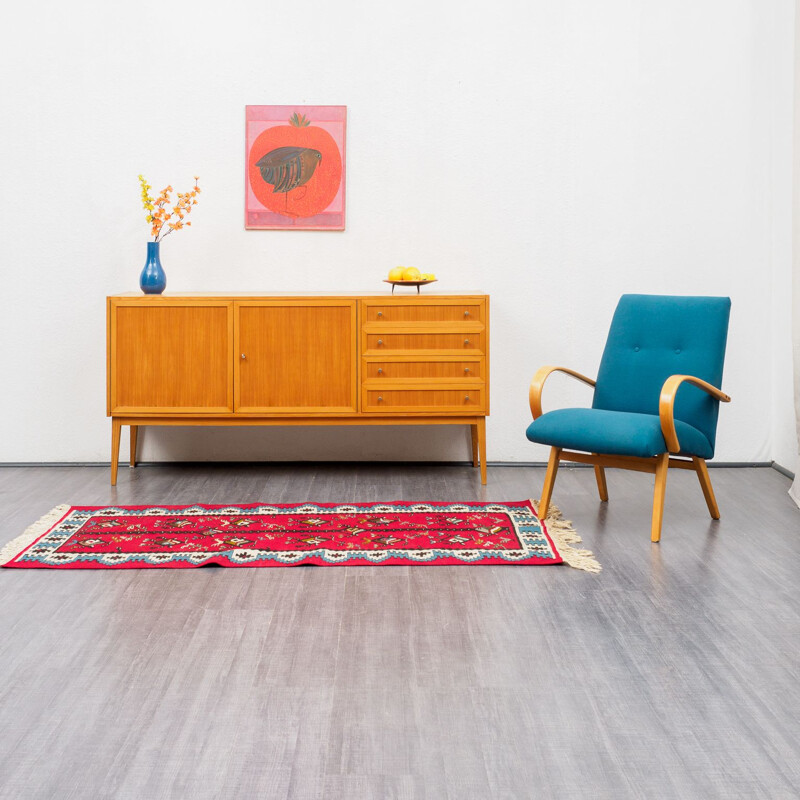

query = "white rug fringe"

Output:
[[532, 500, 602, 573], [1, 505, 71, 566]]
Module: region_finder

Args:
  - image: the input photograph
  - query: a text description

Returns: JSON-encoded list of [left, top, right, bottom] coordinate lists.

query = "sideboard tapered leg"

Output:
[[470, 424, 479, 467], [477, 417, 487, 485], [111, 419, 121, 486], [130, 425, 139, 468]]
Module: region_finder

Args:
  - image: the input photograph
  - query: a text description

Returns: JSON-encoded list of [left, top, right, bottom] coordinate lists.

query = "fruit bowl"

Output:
[[383, 279, 437, 294]]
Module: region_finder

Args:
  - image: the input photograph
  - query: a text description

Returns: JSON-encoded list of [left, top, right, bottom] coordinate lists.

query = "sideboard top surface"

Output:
[[109, 290, 488, 300]]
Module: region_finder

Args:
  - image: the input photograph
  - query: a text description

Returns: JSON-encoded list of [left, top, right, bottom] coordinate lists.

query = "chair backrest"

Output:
[[592, 294, 731, 451]]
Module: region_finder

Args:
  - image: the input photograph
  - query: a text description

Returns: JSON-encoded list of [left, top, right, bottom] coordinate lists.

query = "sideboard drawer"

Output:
[[364, 388, 484, 413], [365, 303, 483, 323], [364, 358, 484, 380], [365, 332, 485, 354]]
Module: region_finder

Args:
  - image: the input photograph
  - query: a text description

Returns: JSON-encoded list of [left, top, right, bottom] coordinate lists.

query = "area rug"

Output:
[[0, 501, 600, 572]]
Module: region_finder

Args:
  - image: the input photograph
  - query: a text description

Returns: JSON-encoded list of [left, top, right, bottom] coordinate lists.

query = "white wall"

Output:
[[0, 0, 795, 465], [782, 0, 800, 477]]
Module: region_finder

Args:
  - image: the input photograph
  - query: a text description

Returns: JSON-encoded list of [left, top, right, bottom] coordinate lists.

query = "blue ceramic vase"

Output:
[[140, 241, 166, 294]]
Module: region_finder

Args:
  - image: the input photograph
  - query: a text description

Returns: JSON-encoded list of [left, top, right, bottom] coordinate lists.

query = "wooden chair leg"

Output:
[[692, 457, 720, 519], [593, 463, 609, 502], [470, 424, 479, 468], [111, 419, 121, 486], [130, 425, 139, 468], [651, 452, 670, 542], [538, 447, 561, 519]]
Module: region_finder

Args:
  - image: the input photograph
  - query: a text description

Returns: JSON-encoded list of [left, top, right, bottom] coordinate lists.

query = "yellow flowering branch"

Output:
[[138, 174, 201, 243]]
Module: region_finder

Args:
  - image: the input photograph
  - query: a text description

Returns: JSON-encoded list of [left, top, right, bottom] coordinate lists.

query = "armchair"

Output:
[[526, 295, 731, 542]]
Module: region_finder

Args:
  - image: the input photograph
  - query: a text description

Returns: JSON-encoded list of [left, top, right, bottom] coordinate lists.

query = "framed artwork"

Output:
[[245, 105, 346, 230]]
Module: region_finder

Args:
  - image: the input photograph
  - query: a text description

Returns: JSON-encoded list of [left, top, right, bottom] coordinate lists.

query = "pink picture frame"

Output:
[[245, 105, 346, 230]]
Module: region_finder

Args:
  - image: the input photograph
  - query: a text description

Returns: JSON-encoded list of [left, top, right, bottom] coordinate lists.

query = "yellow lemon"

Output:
[[388, 266, 405, 281], [402, 266, 421, 281]]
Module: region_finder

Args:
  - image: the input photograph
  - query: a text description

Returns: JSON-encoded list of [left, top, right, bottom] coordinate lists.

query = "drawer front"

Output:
[[364, 388, 484, 413], [365, 303, 483, 323], [365, 332, 484, 354], [364, 359, 483, 380]]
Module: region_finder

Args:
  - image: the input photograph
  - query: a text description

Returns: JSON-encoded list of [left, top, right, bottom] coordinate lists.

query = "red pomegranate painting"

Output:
[[246, 105, 346, 230]]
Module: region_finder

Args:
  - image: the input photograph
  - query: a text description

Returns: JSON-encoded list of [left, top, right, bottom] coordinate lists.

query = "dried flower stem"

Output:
[[138, 174, 201, 242]]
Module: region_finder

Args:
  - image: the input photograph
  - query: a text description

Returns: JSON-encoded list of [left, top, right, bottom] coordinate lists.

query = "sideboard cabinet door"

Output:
[[235, 300, 358, 414], [109, 301, 234, 413]]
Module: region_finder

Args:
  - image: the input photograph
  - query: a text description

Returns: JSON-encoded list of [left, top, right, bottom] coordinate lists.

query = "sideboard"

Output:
[[106, 292, 490, 485]]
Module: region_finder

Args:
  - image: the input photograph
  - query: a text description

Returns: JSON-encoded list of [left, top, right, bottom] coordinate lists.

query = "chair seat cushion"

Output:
[[525, 408, 713, 459]]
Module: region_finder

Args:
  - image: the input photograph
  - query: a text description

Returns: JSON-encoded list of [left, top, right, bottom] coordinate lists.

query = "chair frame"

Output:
[[529, 366, 731, 542]]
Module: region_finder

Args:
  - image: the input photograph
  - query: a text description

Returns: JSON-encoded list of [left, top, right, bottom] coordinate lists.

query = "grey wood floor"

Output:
[[0, 463, 798, 800]]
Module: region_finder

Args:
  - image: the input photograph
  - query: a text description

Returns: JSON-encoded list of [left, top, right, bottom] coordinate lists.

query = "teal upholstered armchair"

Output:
[[526, 295, 731, 542]]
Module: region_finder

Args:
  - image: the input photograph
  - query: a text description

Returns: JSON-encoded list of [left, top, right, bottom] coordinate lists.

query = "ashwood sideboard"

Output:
[[106, 292, 490, 485]]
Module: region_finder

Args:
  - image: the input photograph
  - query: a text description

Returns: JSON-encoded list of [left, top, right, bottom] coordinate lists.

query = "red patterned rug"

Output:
[[0, 501, 599, 572]]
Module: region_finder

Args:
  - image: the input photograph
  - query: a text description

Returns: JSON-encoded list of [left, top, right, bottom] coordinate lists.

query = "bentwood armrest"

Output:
[[659, 374, 731, 453], [529, 365, 597, 419]]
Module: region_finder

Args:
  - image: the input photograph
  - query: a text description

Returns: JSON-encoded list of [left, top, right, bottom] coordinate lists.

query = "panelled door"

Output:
[[234, 300, 358, 414], [109, 300, 234, 414]]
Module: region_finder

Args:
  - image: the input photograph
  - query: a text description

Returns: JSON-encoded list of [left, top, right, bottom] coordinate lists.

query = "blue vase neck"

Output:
[[147, 241, 160, 254]]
